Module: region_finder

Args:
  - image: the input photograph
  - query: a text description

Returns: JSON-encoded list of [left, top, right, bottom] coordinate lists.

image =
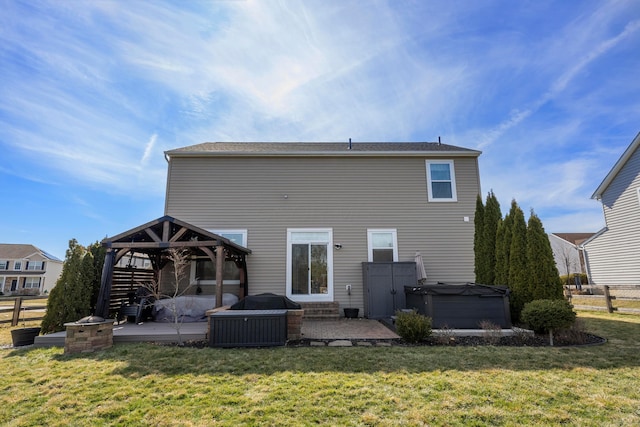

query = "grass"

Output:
[[0, 311, 639, 426]]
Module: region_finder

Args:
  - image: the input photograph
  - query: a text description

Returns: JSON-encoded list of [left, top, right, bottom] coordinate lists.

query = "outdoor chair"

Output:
[[119, 297, 149, 324]]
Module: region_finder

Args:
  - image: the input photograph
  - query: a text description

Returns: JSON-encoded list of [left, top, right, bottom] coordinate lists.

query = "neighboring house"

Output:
[[0, 244, 63, 296], [549, 233, 594, 276], [582, 132, 640, 286], [160, 141, 482, 314]]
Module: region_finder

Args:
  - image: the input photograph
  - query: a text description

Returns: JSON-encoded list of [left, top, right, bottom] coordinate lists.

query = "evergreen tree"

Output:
[[87, 242, 106, 311], [481, 191, 501, 284], [507, 200, 528, 321], [526, 211, 563, 300], [473, 194, 485, 282], [41, 239, 95, 333], [494, 214, 512, 285]]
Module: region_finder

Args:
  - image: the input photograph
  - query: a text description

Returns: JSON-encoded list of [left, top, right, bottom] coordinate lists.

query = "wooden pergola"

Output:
[[95, 216, 251, 318]]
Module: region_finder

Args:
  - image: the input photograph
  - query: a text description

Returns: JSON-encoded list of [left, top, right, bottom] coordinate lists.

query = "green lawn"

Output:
[[1, 311, 639, 426]]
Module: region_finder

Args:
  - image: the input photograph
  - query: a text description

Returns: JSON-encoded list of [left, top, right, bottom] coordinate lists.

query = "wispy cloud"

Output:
[[1, 0, 639, 257], [476, 13, 640, 150], [141, 134, 157, 166]]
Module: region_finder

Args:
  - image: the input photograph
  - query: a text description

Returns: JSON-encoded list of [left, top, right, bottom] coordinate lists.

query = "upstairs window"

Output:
[[0, 260, 7, 270], [14, 261, 22, 271], [426, 160, 457, 202]]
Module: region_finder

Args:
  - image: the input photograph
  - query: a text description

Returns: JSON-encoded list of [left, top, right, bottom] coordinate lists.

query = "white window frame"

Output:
[[426, 160, 458, 202], [24, 277, 41, 289], [206, 229, 248, 247], [14, 261, 22, 271], [0, 277, 5, 292], [286, 228, 334, 302], [367, 229, 399, 262], [190, 229, 248, 285], [0, 260, 7, 270], [636, 188, 640, 208], [27, 261, 44, 271]]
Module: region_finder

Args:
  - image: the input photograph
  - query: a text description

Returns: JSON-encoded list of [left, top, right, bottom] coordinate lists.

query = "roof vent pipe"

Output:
[[349, 138, 352, 150], [438, 136, 441, 145]]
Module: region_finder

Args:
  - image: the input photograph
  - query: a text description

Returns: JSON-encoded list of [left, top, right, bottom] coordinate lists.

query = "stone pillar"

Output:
[[287, 309, 304, 341], [64, 320, 115, 354]]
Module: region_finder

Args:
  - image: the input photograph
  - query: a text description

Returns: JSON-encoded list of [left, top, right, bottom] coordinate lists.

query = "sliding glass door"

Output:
[[287, 229, 333, 301]]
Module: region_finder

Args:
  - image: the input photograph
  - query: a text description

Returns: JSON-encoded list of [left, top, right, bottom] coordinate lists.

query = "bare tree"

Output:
[[555, 244, 579, 286], [142, 248, 193, 345]]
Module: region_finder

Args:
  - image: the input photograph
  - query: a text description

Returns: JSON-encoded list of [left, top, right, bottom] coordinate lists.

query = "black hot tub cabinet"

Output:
[[405, 283, 512, 329], [209, 309, 288, 348]]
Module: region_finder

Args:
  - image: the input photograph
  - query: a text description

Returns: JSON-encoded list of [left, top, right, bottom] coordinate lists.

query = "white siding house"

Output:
[[549, 233, 594, 276], [0, 244, 63, 295], [582, 132, 640, 286]]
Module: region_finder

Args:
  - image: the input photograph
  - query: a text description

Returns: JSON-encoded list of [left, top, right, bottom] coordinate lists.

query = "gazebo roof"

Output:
[[95, 216, 251, 317], [102, 215, 251, 260]]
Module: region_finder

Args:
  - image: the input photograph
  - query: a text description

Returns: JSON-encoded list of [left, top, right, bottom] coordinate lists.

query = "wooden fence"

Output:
[[0, 296, 48, 326], [566, 285, 640, 314], [108, 267, 156, 315], [0, 268, 155, 325]]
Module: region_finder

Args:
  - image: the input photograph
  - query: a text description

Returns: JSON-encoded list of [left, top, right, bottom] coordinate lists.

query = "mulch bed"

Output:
[[284, 331, 605, 347], [415, 332, 605, 347], [156, 330, 606, 349]]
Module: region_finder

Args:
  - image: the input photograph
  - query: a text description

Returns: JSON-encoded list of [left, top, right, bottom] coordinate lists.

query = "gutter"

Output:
[[164, 150, 482, 160]]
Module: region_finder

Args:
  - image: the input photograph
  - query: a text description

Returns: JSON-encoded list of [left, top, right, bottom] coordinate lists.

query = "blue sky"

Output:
[[1, 0, 639, 260]]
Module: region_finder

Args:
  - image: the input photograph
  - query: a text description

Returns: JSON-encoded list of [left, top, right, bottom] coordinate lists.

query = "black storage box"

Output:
[[209, 309, 288, 348]]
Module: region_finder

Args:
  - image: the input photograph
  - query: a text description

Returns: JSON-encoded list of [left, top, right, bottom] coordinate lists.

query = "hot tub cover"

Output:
[[405, 282, 509, 296], [230, 293, 302, 310]]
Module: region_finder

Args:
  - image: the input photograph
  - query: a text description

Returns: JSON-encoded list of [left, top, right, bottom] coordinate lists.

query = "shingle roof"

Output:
[[552, 233, 596, 246], [0, 244, 62, 261], [166, 142, 481, 157]]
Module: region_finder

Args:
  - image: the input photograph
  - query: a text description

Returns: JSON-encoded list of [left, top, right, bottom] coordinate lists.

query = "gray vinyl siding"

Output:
[[585, 146, 640, 286], [165, 155, 480, 310]]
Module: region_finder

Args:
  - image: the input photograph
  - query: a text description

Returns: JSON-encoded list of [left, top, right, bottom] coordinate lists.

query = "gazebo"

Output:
[[95, 216, 251, 318]]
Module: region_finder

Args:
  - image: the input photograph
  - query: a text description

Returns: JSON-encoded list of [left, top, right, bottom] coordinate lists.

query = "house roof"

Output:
[[165, 141, 482, 158], [0, 244, 62, 262], [551, 233, 596, 246], [592, 131, 640, 200]]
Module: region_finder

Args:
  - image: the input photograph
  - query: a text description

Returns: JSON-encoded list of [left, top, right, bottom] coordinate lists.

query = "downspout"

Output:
[[578, 244, 593, 286]]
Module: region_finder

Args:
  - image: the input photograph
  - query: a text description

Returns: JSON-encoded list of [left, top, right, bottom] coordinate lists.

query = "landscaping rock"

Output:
[[328, 340, 353, 347]]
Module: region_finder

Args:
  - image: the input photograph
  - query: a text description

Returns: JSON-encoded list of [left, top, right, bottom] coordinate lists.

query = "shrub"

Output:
[[479, 320, 502, 345], [395, 310, 431, 343], [554, 318, 589, 345], [520, 299, 576, 345], [433, 323, 456, 345], [559, 273, 588, 286]]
